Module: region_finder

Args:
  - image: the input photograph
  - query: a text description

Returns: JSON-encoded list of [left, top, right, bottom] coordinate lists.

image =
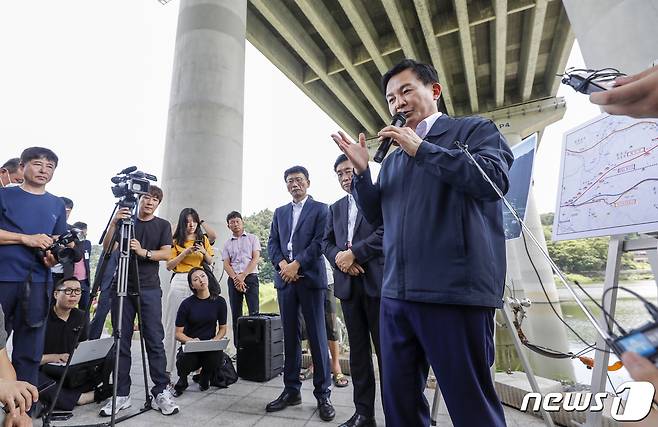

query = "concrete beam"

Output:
[[246, 9, 361, 137], [481, 96, 566, 140], [518, 0, 548, 101], [492, 0, 507, 107], [413, 0, 455, 116], [250, 0, 379, 135], [454, 0, 479, 113], [294, 0, 390, 123], [337, 0, 391, 75], [543, 6, 575, 95], [381, 0, 420, 60]]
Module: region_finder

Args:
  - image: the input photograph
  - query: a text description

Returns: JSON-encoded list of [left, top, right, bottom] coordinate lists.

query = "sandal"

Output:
[[333, 373, 349, 388], [299, 365, 314, 381]]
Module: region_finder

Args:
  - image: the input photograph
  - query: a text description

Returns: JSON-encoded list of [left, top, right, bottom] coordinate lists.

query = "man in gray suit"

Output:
[[322, 154, 384, 427]]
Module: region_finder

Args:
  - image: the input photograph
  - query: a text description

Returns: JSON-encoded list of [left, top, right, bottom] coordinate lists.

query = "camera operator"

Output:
[[0, 147, 67, 387], [99, 185, 179, 417], [0, 158, 23, 189]]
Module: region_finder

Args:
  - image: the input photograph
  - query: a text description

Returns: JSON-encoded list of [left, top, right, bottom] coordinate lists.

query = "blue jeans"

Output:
[[111, 287, 169, 397], [0, 281, 53, 386]]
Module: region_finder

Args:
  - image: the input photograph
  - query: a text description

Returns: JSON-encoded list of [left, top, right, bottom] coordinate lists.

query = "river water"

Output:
[[559, 281, 657, 390]]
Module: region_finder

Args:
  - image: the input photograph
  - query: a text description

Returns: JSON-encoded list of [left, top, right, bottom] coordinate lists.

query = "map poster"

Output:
[[553, 114, 658, 241], [504, 133, 537, 240]]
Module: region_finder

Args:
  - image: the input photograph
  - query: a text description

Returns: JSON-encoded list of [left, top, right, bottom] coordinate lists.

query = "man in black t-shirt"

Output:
[[99, 185, 180, 417]]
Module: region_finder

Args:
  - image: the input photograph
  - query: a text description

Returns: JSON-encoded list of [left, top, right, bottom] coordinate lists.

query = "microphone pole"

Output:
[[373, 112, 407, 163]]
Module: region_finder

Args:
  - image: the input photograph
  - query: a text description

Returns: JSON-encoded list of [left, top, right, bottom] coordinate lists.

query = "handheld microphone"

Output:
[[374, 112, 407, 163]]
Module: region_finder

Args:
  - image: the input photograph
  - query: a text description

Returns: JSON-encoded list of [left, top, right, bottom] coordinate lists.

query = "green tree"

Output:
[[243, 209, 275, 283]]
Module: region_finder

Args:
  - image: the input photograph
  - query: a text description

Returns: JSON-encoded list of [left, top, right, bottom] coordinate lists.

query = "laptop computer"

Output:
[[47, 337, 114, 366], [182, 337, 230, 353]]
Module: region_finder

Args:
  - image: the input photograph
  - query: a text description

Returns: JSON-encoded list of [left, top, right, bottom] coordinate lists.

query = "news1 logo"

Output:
[[521, 381, 655, 421]]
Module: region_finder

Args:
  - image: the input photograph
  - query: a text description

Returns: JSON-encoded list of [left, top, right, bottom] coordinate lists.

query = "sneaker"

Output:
[[99, 396, 131, 417], [152, 389, 180, 416]]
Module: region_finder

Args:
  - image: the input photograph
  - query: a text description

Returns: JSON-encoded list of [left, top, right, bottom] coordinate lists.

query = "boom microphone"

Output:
[[118, 166, 137, 175], [373, 112, 407, 163]]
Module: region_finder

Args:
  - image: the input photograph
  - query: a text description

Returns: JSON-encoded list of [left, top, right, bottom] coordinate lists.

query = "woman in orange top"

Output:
[[163, 208, 214, 372]]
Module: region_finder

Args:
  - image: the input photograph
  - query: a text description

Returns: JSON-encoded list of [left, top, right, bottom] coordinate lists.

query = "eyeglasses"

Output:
[[286, 177, 306, 185], [56, 288, 82, 296]]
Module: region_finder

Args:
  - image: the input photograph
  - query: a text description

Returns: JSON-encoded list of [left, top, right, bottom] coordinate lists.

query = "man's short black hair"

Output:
[[20, 147, 59, 167], [61, 197, 74, 209], [333, 154, 349, 171], [72, 221, 87, 230], [55, 277, 80, 290], [1, 158, 20, 173], [381, 59, 439, 94], [284, 165, 309, 182], [226, 211, 242, 223]]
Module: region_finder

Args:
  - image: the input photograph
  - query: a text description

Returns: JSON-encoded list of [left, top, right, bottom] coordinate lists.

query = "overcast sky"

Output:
[[0, 1, 601, 242]]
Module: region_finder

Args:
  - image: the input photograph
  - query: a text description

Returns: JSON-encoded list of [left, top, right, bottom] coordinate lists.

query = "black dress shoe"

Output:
[[317, 397, 335, 421], [173, 377, 188, 397], [339, 413, 377, 427], [266, 391, 302, 412]]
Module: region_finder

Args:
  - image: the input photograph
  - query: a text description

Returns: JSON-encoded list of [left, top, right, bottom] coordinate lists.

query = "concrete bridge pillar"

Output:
[[484, 98, 575, 381], [159, 0, 248, 350]]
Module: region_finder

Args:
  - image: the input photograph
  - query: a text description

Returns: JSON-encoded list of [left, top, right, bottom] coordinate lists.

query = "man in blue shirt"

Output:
[[0, 147, 67, 386], [333, 59, 514, 427]]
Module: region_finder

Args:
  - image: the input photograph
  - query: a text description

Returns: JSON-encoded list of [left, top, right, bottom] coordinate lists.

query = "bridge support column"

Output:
[[484, 98, 575, 381]]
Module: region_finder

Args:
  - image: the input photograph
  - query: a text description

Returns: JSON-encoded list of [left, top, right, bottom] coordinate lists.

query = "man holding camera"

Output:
[[0, 147, 67, 386], [99, 185, 179, 417]]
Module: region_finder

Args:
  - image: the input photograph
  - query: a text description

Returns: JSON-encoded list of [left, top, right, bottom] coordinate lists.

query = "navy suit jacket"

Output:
[[352, 115, 513, 308], [322, 195, 384, 300], [268, 196, 329, 290]]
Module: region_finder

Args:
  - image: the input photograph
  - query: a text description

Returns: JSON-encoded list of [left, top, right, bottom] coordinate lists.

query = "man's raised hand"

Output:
[[331, 131, 369, 174]]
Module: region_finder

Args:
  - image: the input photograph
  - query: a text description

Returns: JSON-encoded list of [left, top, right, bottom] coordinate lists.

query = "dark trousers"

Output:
[[176, 349, 222, 384], [380, 297, 506, 427], [111, 287, 169, 397], [38, 371, 83, 411], [341, 278, 382, 418], [0, 281, 52, 386], [89, 288, 112, 340], [277, 283, 331, 400], [78, 279, 90, 314], [227, 274, 259, 349]]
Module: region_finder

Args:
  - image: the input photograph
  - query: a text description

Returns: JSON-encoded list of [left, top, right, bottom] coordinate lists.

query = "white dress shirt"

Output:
[[347, 194, 358, 246], [415, 111, 443, 139], [287, 195, 309, 259]]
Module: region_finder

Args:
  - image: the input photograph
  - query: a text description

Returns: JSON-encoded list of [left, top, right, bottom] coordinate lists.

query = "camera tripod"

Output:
[[42, 198, 153, 427]]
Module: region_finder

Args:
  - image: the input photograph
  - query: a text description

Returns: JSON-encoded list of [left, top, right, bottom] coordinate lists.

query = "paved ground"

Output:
[[50, 341, 549, 427]]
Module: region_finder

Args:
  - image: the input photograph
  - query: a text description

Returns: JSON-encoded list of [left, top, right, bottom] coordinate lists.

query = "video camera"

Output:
[[40, 228, 83, 264], [111, 166, 157, 198], [110, 166, 157, 209]]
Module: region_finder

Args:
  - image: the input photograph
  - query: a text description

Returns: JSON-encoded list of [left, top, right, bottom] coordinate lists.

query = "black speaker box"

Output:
[[237, 313, 284, 382]]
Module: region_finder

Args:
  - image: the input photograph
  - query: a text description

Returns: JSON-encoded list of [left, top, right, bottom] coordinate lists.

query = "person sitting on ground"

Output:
[[172, 267, 227, 397], [38, 278, 105, 413], [0, 305, 38, 427], [164, 208, 215, 373]]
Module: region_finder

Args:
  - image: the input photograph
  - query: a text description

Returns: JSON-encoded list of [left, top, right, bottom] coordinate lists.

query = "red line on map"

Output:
[[565, 143, 658, 205]]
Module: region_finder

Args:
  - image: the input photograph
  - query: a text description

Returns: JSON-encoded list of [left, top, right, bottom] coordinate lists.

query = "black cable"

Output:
[[520, 229, 613, 354]]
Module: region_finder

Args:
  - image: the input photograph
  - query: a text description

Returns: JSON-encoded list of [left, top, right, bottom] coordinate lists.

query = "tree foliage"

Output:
[[540, 213, 637, 274], [243, 209, 276, 283]]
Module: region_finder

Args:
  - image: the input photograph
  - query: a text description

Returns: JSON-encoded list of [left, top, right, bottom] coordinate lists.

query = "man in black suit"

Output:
[[323, 154, 384, 427], [266, 165, 335, 422]]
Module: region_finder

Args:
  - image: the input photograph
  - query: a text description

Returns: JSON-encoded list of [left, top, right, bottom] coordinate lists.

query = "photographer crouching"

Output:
[[0, 147, 68, 387]]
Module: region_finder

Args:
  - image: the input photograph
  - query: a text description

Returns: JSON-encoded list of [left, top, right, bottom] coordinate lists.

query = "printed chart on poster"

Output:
[[504, 133, 537, 240], [553, 114, 658, 241]]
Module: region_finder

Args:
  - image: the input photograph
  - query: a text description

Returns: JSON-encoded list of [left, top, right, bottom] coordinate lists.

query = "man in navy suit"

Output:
[[333, 59, 513, 427], [323, 154, 384, 427], [266, 165, 335, 422]]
